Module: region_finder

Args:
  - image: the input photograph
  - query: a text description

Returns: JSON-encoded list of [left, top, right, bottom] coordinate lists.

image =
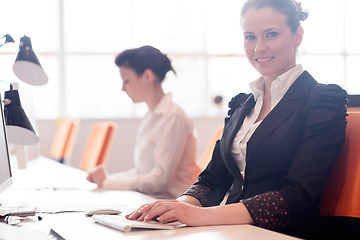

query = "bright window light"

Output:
[[0, 0, 359, 119]]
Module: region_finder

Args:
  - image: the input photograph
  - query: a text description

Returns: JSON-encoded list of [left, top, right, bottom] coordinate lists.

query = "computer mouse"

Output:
[[85, 208, 122, 216]]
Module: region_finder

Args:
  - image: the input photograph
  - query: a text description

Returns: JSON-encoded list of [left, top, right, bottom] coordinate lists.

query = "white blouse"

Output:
[[103, 94, 200, 199], [231, 65, 304, 177]]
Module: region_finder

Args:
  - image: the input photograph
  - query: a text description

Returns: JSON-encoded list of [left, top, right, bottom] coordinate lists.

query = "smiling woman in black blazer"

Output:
[[126, 0, 347, 238]]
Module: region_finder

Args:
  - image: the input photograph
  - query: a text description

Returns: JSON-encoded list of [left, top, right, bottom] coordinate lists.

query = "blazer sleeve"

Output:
[[183, 140, 234, 206], [183, 93, 249, 206], [242, 84, 347, 230]]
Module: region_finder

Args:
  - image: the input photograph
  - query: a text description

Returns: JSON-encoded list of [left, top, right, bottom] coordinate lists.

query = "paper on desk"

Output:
[[34, 189, 131, 214], [0, 222, 50, 240], [38, 203, 127, 214]]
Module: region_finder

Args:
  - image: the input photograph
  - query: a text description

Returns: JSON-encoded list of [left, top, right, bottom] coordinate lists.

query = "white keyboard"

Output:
[[92, 214, 175, 233]]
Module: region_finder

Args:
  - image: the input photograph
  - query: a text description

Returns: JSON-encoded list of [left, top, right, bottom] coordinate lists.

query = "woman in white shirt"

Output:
[[87, 46, 200, 199]]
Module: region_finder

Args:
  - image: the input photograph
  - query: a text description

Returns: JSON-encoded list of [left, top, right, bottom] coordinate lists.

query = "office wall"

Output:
[[37, 117, 224, 173]]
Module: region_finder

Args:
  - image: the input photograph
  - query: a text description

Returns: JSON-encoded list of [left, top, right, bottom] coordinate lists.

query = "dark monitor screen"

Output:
[[0, 94, 12, 194]]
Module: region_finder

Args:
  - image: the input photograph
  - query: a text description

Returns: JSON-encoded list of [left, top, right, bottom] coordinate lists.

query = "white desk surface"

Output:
[[1, 157, 302, 240]]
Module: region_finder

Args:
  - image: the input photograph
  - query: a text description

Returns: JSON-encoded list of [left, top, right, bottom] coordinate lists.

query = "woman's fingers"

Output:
[[126, 200, 201, 226], [126, 200, 176, 221], [86, 174, 92, 182], [125, 209, 138, 219], [143, 201, 175, 222], [157, 209, 178, 223], [126, 201, 158, 220], [137, 202, 157, 214]]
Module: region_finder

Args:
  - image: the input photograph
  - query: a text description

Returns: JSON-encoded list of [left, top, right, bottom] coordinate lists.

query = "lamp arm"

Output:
[[0, 78, 10, 85], [0, 34, 14, 47]]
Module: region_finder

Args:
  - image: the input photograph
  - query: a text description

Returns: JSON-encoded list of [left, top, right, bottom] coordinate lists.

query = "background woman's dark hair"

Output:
[[114, 45, 176, 82], [241, 0, 309, 33]]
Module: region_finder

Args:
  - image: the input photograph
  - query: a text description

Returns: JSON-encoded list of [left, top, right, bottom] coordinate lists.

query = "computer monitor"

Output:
[[0, 94, 12, 194], [0, 94, 36, 218]]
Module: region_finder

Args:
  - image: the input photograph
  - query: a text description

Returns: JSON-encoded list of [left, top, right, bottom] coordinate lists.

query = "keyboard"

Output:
[[0, 203, 37, 217], [92, 214, 175, 233]]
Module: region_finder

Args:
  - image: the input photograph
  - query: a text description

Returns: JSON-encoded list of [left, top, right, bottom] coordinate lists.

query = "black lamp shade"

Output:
[[4, 34, 14, 44], [4, 89, 39, 145], [12, 36, 48, 86]]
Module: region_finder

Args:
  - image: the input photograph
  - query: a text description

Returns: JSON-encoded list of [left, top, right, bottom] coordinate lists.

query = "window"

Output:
[[0, 0, 359, 119]]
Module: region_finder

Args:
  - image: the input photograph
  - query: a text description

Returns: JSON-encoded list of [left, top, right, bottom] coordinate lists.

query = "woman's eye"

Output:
[[266, 32, 278, 38], [244, 35, 256, 41]]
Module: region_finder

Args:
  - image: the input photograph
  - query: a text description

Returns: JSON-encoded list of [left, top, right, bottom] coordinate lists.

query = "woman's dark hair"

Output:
[[114, 45, 176, 82], [241, 0, 309, 33]]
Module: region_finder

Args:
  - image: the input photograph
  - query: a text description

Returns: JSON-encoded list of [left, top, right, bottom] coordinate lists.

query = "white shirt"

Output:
[[231, 65, 304, 176], [103, 94, 200, 198]]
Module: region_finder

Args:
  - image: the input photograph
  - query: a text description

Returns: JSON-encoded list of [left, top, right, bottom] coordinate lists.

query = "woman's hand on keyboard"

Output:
[[125, 199, 212, 227]]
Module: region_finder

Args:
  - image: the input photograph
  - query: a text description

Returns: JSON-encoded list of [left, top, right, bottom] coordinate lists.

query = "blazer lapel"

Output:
[[246, 71, 317, 161], [220, 94, 255, 179]]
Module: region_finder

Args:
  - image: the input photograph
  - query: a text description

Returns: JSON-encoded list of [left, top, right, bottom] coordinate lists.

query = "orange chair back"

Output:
[[198, 126, 223, 171], [348, 107, 360, 112], [80, 122, 117, 171], [320, 111, 360, 218], [50, 119, 79, 163]]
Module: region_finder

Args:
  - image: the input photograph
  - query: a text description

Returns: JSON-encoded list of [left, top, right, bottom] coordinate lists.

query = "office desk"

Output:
[[1, 157, 302, 240]]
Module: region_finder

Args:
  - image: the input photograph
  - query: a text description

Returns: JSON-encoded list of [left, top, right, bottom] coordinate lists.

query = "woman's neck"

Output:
[[146, 87, 165, 111], [263, 76, 276, 95]]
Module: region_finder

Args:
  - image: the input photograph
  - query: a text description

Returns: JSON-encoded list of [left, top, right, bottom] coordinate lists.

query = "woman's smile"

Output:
[[256, 56, 275, 63]]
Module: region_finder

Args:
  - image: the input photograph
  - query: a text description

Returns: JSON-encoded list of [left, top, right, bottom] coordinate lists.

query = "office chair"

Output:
[[79, 122, 117, 171], [317, 111, 360, 239], [198, 126, 223, 171], [347, 94, 360, 112], [50, 119, 80, 164], [348, 107, 360, 112]]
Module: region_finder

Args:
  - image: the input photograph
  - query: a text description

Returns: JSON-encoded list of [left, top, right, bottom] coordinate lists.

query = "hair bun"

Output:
[[294, 1, 309, 21]]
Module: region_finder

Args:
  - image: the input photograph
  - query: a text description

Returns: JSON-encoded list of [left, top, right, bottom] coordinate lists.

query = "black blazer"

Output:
[[193, 71, 347, 229]]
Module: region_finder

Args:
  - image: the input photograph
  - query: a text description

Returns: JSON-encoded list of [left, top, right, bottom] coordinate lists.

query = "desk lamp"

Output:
[[1, 33, 46, 168], [12, 35, 48, 86], [3, 83, 39, 145]]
